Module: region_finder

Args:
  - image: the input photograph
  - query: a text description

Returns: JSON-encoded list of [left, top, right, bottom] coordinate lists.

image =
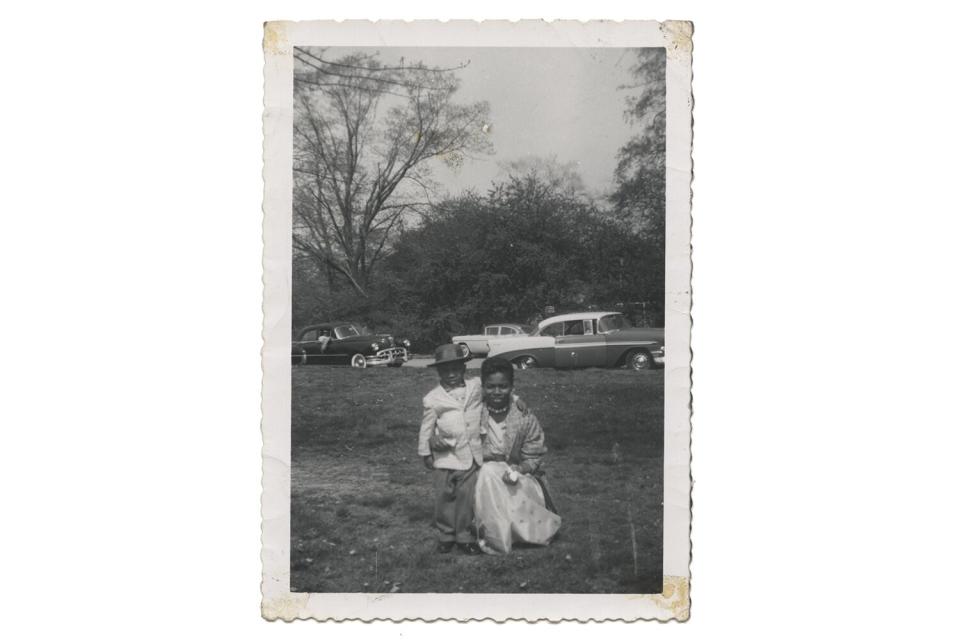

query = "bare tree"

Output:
[[293, 48, 492, 296]]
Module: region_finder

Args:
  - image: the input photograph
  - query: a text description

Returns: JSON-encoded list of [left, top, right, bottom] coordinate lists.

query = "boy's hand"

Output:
[[423, 455, 435, 470], [429, 431, 452, 451]]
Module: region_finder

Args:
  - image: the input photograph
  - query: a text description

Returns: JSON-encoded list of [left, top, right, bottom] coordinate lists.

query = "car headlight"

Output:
[[402, 339, 411, 348], [371, 342, 380, 351]]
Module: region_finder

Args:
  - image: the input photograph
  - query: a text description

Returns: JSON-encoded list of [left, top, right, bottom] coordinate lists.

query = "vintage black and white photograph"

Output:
[[262, 19, 692, 621]]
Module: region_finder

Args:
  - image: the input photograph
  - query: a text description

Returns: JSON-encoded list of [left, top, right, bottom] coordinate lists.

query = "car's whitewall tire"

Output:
[[627, 350, 652, 371], [515, 356, 538, 370]]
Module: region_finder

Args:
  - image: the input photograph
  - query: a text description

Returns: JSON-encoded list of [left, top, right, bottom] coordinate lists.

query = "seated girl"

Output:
[[474, 357, 561, 554]]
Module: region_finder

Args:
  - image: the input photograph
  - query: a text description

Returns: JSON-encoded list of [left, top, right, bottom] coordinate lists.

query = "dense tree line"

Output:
[[294, 170, 664, 350]]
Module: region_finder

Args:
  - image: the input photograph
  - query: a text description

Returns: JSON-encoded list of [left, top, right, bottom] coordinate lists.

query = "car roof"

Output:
[[299, 322, 357, 331], [484, 323, 524, 329], [537, 311, 621, 327]]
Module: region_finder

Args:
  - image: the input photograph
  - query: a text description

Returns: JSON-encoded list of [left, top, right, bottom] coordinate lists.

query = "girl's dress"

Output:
[[474, 404, 561, 554]]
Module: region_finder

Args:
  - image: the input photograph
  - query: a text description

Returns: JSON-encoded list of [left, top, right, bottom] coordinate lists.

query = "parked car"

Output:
[[292, 322, 410, 367], [451, 323, 534, 356], [487, 312, 664, 371]]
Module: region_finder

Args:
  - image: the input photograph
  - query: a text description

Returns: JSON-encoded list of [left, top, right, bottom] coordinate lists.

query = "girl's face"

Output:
[[437, 362, 466, 388], [482, 372, 514, 411]]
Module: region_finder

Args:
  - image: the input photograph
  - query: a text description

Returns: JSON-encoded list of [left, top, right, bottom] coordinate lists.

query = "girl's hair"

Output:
[[480, 357, 514, 384]]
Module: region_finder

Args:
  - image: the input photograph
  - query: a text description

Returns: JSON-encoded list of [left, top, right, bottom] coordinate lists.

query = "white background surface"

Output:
[[2, 1, 958, 637]]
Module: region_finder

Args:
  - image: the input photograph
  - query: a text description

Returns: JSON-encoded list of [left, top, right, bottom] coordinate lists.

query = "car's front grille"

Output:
[[371, 347, 407, 361]]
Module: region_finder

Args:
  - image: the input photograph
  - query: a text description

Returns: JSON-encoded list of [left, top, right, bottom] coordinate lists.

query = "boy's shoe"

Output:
[[457, 542, 482, 555], [436, 541, 456, 554]]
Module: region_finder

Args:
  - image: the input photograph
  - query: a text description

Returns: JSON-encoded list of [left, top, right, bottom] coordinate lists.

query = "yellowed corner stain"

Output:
[[661, 21, 693, 62], [660, 575, 690, 621], [263, 22, 291, 56], [630, 575, 690, 621], [262, 593, 309, 621]]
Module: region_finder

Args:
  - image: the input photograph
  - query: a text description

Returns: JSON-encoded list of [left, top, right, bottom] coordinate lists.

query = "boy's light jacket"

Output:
[[418, 378, 483, 470]]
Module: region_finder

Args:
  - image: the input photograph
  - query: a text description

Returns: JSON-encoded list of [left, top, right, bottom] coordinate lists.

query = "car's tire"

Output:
[[458, 343, 471, 358], [514, 356, 538, 370], [350, 353, 367, 368], [627, 349, 653, 371]]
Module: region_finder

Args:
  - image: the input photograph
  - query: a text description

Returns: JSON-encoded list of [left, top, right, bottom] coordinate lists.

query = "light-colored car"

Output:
[[451, 323, 534, 357], [488, 312, 664, 371]]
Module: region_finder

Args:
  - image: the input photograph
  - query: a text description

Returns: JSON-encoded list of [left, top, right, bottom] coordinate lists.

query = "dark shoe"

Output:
[[458, 542, 482, 555], [437, 541, 455, 554]]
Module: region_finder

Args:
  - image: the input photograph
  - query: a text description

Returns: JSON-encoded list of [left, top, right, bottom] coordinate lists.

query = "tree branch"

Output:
[[295, 47, 470, 74]]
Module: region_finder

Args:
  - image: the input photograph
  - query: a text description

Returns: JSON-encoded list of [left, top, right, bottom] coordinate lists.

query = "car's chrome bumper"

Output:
[[365, 348, 409, 366], [653, 347, 665, 366]]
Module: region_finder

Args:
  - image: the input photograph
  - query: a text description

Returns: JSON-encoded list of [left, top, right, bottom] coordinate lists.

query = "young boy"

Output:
[[418, 344, 526, 554], [418, 343, 484, 554]]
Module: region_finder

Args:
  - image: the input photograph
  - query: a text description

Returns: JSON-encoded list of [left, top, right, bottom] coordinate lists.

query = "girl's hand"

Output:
[[502, 468, 520, 485], [423, 455, 435, 470], [514, 396, 528, 413]]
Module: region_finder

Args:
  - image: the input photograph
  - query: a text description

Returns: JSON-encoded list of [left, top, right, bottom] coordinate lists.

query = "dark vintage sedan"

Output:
[[487, 312, 664, 371], [292, 322, 410, 368]]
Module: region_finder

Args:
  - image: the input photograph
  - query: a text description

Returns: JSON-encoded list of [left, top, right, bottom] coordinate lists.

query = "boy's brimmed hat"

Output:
[[426, 343, 471, 367]]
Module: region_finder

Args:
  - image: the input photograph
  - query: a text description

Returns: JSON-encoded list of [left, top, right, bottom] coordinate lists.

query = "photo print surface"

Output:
[[262, 20, 691, 621]]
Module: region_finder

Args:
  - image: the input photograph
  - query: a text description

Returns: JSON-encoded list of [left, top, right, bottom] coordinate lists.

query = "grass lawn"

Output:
[[290, 364, 663, 594]]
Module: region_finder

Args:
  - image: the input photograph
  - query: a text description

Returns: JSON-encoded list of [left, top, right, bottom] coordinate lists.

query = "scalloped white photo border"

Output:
[[261, 19, 692, 621]]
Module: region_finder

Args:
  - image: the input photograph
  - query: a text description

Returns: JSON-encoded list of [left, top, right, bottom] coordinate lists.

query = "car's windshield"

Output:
[[335, 325, 360, 339], [536, 322, 562, 337], [598, 313, 632, 333]]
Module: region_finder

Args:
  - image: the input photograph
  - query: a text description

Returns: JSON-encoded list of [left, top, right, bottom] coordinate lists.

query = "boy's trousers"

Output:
[[433, 464, 479, 543]]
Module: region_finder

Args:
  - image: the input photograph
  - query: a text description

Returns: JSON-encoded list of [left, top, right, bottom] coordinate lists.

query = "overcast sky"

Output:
[[327, 47, 644, 198]]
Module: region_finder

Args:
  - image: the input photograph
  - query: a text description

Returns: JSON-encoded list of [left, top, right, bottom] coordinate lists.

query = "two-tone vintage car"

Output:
[[487, 312, 664, 371], [291, 322, 410, 367], [451, 323, 534, 357]]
